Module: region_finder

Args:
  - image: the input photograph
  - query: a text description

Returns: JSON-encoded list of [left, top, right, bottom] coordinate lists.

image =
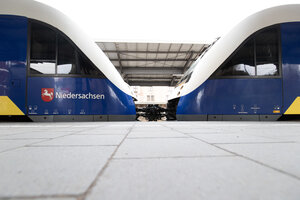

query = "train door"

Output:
[[281, 23, 300, 115], [0, 16, 27, 116]]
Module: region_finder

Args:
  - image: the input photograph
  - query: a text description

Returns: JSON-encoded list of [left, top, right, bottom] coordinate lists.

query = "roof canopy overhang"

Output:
[[97, 42, 208, 86]]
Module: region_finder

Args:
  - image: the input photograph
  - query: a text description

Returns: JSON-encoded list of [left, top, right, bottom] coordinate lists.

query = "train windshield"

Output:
[[176, 58, 200, 86], [176, 38, 220, 87]]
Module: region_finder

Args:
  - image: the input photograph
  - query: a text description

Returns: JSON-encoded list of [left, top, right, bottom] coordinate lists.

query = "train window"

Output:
[[255, 27, 279, 76], [30, 22, 56, 74], [30, 23, 56, 60], [29, 20, 105, 78], [30, 61, 56, 74], [57, 35, 77, 74], [177, 74, 188, 86], [78, 52, 103, 77], [211, 25, 280, 78], [176, 58, 200, 86], [214, 39, 255, 76]]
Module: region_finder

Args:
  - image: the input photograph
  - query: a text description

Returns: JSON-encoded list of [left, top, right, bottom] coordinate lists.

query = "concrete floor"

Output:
[[0, 121, 300, 200]]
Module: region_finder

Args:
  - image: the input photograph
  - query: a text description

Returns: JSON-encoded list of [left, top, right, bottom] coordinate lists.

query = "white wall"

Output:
[[132, 86, 174, 104]]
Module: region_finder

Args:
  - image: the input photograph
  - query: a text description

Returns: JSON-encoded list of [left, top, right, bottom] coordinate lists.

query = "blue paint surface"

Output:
[[176, 23, 300, 116], [281, 23, 300, 112], [177, 78, 282, 115], [0, 15, 27, 113], [0, 15, 135, 117], [27, 77, 136, 115]]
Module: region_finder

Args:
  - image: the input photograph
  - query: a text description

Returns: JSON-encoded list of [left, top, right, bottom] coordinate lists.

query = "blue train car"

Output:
[[168, 5, 300, 121], [0, 0, 136, 121]]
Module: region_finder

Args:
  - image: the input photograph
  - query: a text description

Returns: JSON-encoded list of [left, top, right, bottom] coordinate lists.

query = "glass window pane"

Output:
[[151, 95, 155, 101], [57, 35, 77, 74], [30, 61, 55, 74], [255, 27, 279, 76], [78, 52, 104, 77], [30, 22, 56, 60], [57, 64, 73, 74], [257, 64, 278, 76], [214, 39, 255, 76]]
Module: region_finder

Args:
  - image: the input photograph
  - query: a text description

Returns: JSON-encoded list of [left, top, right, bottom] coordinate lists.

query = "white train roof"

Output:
[[171, 4, 300, 99], [0, 0, 133, 96]]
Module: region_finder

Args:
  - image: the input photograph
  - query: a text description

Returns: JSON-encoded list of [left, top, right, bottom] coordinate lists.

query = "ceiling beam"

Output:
[[129, 78, 174, 81], [115, 65, 185, 68], [117, 67, 183, 75], [127, 77, 180, 86], [128, 81, 175, 86], [102, 50, 204, 54], [110, 58, 197, 62]]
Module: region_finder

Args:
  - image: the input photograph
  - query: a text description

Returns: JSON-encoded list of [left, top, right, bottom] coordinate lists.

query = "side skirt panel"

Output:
[[176, 114, 281, 121]]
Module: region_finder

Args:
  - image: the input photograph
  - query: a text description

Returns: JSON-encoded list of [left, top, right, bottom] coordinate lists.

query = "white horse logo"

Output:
[[42, 89, 53, 100]]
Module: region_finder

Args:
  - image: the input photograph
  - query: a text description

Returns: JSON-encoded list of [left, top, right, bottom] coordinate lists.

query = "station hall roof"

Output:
[[96, 42, 209, 86]]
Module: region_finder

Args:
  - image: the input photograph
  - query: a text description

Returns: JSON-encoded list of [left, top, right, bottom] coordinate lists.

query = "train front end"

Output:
[[0, 13, 136, 121]]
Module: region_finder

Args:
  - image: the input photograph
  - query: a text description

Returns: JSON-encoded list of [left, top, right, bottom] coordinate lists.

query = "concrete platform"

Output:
[[0, 121, 299, 200]]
